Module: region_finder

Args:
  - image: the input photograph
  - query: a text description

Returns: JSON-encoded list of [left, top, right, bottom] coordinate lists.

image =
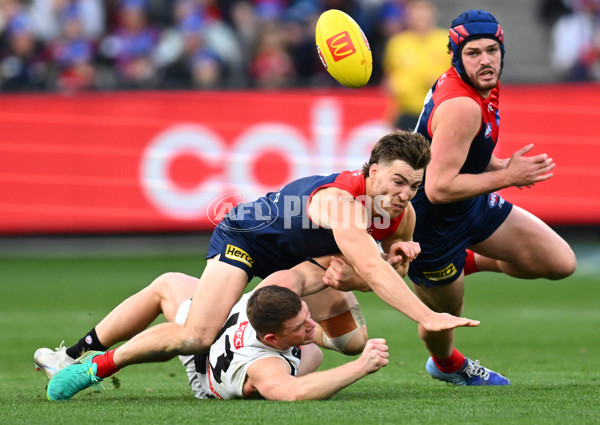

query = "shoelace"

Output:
[[55, 341, 66, 351], [463, 359, 490, 381], [86, 366, 105, 391], [65, 365, 104, 394]]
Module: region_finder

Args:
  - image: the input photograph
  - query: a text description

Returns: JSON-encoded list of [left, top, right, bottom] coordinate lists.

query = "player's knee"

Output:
[[527, 245, 576, 280], [177, 333, 211, 355], [547, 250, 577, 280], [151, 272, 184, 292], [178, 323, 218, 355], [427, 295, 464, 317]]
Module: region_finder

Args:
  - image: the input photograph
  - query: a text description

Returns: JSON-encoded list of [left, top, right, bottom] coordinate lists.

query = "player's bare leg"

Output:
[[470, 206, 576, 279], [411, 275, 509, 385], [47, 262, 248, 400], [411, 277, 464, 359], [94, 272, 199, 347], [112, 258, 248, 366], [35, 272, 200, 378], [419, 206, 575, 362]]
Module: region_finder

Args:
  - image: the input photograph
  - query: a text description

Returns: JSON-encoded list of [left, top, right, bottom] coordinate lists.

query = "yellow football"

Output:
[[315, 9, 372, 88]]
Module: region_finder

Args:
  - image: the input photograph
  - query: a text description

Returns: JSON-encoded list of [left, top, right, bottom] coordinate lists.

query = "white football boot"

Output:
[[34, 342, 76, 379]]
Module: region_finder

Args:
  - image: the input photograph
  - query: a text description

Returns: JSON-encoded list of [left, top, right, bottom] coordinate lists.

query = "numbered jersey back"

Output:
[[191, 290, 301, 399]]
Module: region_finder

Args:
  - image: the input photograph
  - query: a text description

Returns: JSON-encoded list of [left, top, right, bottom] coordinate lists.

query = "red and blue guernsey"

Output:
[[408, 65, 512, 287], [207, 170, 405, 280], [416, 66, 500, 177], [413, 65, 501, 220]]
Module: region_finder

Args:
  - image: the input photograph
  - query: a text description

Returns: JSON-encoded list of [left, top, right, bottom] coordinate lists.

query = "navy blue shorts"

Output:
[[408, 192, 513, 287], [206, 218, 297, 281]]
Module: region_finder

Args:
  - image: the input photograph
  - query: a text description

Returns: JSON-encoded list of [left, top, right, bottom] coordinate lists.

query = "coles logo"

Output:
[[326, 31, 356, 62], [234, 321, 249, 349], [139, 99, 390, 221]]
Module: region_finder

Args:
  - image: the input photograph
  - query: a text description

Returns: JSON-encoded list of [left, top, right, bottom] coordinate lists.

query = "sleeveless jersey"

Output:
[[406, 65, 511, 285], [414, 66, 500, 216], [177, 291, 302, 399], [217, 170, 405, 277]]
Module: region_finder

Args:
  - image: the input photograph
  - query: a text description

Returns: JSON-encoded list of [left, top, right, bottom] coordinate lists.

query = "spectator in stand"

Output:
[[382, 0, 449, 130], [99, 0, 164, 89], [172, 0, 243, 87], [0, 0, 492, 92], [538, 0, 572, 26], [47, 4, 97, 92], [0, 11, 50, 92], [378, 1, 408, 40], [30, 0, 105, 44], [281, 1, 322, 87], [163, 11, 223, 89], [229, 0, 259, 87], [0, 0, 24, 32], [549, 0, 600, 81], [370, 1, 407, 85], [249, 3, 296, 89]]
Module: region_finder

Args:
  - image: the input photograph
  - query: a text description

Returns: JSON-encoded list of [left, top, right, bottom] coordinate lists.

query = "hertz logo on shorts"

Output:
[[423, 263, 457, 282], [225, 244, 254, 267]]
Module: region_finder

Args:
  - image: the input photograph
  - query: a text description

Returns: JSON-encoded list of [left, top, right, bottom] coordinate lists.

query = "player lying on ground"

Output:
[[38, 130, 480, 400], [38, 261, 388, 400], [36, 255, 370, 382]]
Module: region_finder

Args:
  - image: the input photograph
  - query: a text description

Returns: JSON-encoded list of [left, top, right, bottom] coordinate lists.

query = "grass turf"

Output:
[[1, 254, 599, 424]]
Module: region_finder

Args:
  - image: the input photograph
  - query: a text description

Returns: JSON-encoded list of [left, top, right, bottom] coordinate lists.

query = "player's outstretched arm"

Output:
[[312, 188, 479, 331], [246, 338, 389, 401], [323, 204, 420, 291]]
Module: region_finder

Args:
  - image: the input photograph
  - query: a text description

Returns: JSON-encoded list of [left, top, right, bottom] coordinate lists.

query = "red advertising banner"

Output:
[[0, 85, 598, 235], [497, 84, 600, 225]]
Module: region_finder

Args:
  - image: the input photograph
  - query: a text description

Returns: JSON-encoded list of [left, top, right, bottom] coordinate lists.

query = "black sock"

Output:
[[65, 328, 108, 359]]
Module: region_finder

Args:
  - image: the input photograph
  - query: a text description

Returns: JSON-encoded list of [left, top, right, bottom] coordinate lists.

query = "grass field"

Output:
[[1, 248, 599, 424]]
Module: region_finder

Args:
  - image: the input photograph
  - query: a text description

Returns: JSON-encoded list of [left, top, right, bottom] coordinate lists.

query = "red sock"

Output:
[[92, 349, 120, 379], [432, 348, 466, 373], [464, 249, 479, 276]]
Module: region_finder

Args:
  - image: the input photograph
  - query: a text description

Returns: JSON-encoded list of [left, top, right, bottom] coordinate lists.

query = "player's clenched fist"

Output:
[[358, 338, 389, 374]]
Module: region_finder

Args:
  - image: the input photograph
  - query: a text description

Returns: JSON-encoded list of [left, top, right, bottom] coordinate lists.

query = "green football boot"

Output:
[[47, 351, 104, 401]]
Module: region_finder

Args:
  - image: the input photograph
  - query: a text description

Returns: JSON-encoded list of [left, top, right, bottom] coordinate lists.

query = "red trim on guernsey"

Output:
[[306, 170, 405, 238]]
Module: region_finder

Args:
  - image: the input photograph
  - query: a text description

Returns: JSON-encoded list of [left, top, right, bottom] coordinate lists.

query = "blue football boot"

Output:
[[426, 356, 510, 386]]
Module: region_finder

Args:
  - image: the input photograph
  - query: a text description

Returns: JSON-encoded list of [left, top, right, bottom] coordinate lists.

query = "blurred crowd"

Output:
[[540, 0, 600, 81], [2, 0, 599, 94], [0, 0, 427, 93]]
